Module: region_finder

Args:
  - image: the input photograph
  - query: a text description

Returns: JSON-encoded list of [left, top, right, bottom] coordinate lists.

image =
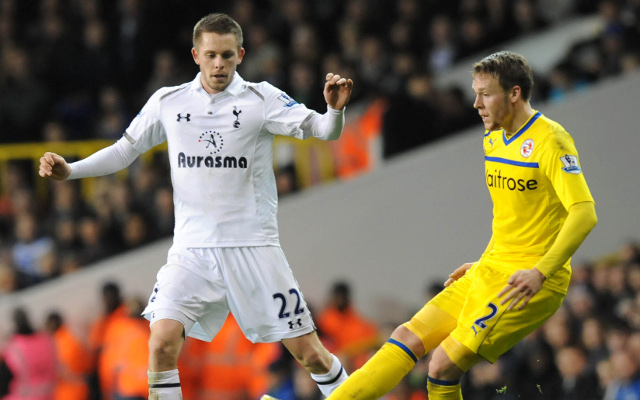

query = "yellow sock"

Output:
[[427, 376, 462, 400], [326, 339, 417, 399]]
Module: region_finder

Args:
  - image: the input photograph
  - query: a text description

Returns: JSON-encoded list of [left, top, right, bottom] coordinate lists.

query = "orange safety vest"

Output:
[[177, 315, 280, 399], [90, 306, 127, 400], [52, 325, 91, 400], [317, 306, 379, 370], [333, 97, 387, 179], [113, 318, 150, 398], [3, 333, 56, 400]]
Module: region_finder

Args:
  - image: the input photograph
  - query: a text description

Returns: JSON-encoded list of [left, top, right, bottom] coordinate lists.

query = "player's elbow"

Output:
[[578, 202, 598, 232], [324, 131, 341, 141]]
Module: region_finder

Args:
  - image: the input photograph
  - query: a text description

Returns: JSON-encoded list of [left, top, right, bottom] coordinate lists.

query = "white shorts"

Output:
[[142, 245, 315, 343]]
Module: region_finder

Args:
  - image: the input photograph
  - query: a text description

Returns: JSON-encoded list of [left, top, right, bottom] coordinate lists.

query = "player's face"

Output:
[[472, 73, 512, 132], [192, 32, 245, 94]]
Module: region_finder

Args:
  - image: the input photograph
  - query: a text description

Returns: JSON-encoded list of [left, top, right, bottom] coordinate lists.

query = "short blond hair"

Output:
[[193, 13, 243, 49]]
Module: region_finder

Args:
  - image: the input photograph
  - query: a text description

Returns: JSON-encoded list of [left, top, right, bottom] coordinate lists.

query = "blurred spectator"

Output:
[[555, 345, 602, 399], [426, 15, 457, 74], [41, 120, 69, 143], [316, 281, 379, 372], [96, 86, 131, 140], [88, 281, 127, 400], [0, 308, 57, 399], [103, 297, 149, 400], [77, 214, 111, 265], [580, 317, 610, 371], [382, 72, 443, 159], [609, 349, 640, 399], [11, 212, 55, 285], [179, 314, 277, 399], [121, 211, 151, 250], [151, 186, 175, 238], [512, 0, 548, 36], [240, 23, 284, 85], [44, 311, 92, 400], [0, 46, 50, 143], [0, 259, 21, 294], [144, 49, 189, 99]]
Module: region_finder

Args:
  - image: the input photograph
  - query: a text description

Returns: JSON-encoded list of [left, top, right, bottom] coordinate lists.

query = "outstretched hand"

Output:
[[39, 152, 71, 180], [497, 268, 546, 311], [324, 73, 354, 111]]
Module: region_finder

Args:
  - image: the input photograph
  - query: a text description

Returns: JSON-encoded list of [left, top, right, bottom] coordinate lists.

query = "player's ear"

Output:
[[510, 85, 521, 103], [237, 47, 245, 64], [192, 47, 200, 65]]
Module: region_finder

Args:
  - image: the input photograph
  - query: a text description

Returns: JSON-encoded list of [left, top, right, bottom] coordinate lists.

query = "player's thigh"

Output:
[[216, 246, 315, 343], [450, 266, 564, 363], [404, 272, 472, 354], [143, 248, 230, 341]]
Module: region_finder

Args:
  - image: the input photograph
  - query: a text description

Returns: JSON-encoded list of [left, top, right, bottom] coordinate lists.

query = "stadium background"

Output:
[[1, 0, 640, 399]]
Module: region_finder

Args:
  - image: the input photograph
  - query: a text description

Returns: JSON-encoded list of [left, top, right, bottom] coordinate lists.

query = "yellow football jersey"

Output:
[[481, 111, 594, 293]]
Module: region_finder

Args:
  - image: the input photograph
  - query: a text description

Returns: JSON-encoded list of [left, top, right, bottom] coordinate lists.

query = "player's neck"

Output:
[[503, 103, 535, 137]]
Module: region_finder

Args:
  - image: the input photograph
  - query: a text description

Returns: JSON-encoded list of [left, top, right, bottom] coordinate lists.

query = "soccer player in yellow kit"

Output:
[[324, 51, 598, 400]]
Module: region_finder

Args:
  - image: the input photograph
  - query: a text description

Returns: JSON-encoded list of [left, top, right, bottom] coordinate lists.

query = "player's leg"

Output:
[[218, 246, 349, 397], [426, 264, 566, 400], [426, 337, 483, 400], [282, 331, 348, 396], [148, 318, 188, 400], [143, 248, 231, 400], [325, 303, 458, 400]]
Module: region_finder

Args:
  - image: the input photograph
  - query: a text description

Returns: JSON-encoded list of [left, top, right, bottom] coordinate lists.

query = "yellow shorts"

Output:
[[422, 263, 564, 363]]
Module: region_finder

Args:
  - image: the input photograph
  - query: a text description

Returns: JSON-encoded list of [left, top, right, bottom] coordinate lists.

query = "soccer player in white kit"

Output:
[[39, 13, 354, 400]]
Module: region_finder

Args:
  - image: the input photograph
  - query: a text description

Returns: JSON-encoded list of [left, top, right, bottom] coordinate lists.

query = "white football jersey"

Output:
[[125, 72, 322, 247]]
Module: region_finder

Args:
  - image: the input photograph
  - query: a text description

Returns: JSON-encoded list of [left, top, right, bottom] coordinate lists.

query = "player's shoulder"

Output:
[[152, 82, 192, 103], [534, 114, 578, 153], [243, 81, 300, 107], [535, 114, 571, 138]]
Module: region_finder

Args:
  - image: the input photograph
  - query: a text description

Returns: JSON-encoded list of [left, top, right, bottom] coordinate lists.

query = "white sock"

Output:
[[148, 369, 182, 400], [310, 354, 348, 397]]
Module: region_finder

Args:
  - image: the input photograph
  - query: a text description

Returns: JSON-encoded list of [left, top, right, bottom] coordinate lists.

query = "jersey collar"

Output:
[[190, 71, 246, 98], [502, 111, 541, 146]]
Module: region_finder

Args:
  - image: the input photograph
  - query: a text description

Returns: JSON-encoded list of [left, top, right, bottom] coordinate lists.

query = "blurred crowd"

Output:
[[0, 0, 638, 282], [2, 242, 640, 399], [1, 1, 640, 398], [1, 0, 640, 295]]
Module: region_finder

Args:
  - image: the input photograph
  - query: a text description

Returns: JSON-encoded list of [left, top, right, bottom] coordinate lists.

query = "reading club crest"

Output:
[[521, 139, 534, 158]]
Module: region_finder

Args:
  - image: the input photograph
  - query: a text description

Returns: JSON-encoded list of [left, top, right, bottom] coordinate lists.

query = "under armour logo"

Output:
[[232, 106, 242, 128], [177, 113, 191, 122], [288, 318, 302, 329]]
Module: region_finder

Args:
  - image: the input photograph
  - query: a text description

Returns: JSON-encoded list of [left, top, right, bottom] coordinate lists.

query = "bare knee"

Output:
[[282, 332, 333, 374], [148, 319, 185, 371], [428, 346, 464, 381], [390, 324, 426, 358]]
